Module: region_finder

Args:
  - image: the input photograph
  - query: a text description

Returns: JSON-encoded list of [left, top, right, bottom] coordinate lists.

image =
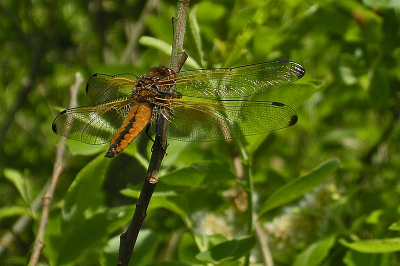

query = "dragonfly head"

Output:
[[147, 67, 178, 95], [147, 67, 177, 80]]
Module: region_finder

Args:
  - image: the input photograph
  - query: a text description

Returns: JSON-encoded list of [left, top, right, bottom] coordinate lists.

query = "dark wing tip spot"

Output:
[[282, 61, 306, 79], [272, 102, 284, 107], [52, 110, 67, 133], [51, 123, 57, 133], [85, 83, 91, 93], [276, 60, 290, 64], [289, 114, 298, 126], [289, 61, 305, 78], [296, 65, 306, 78], [86, 73, 99, 93], [276, 60, 305, 78]]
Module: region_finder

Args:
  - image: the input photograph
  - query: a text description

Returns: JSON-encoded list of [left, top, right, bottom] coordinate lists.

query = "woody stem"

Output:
[[117, 1, 189, 265]]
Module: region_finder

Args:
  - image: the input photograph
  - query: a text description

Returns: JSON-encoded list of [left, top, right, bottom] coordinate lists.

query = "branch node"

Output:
[[146, 175, 159, 184]]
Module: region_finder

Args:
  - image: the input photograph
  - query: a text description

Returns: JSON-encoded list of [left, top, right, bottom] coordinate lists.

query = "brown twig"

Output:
[[254, 215, 273, 266], [120, 0, 159, 64], [29, 73, 84, 266], [0, 183, 46, 256], [117, 1, 189, 265]]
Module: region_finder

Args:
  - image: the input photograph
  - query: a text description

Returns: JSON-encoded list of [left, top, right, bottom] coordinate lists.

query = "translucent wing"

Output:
[[52, 98, 133, 144], [163, 98, 297, 141], [85, 73, 139, 104], [175, 61, 305, 99]]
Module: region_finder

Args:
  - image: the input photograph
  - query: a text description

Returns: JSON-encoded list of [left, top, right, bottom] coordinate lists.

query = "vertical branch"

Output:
[[29, 73, 83, 266], [170, 0, 189, 73], [117, 1, 189, 265], [120, 0, 158, 64], [236, 141, 254, 266]]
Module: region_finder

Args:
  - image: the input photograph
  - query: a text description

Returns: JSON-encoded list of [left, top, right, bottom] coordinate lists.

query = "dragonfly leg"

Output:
[[149, 133, 169, 157], [145, 123, 169, 157], [145, 124, 155, 143]]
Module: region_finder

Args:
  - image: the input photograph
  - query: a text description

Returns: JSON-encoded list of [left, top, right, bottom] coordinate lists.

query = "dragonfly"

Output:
[[52, 60, 305, 158]]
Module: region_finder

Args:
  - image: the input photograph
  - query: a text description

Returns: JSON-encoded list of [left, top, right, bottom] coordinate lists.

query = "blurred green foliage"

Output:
[[1, 0, 400, 265]]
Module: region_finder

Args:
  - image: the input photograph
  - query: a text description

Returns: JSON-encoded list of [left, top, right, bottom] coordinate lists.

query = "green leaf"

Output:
[[189, 6, 205, 67], [160, 164, 207, 187], [121, 187, 178, 199], [259, 158, 340, 215], [146, 261, 192, 266], [66, 139, 107, 156], [369, 68, 389, 108], [139, 36, 171, 56], [150, 196, 188, 222], [3, 168, 31, 205], [57, 205, 135, 264], [62, 154, 111, 228], [338, 53, 365, 85], [0, 206, 30, 221], [363, 0, 400, 8], [195, 1, 226, 23], [99, 229, 159, 266], [343, 250, 395, 266], [224, 8, 267, 67], [129, 229, 159, 266], [293, 235, 337, 266], [146, 14, 173, 43], [160, 162, 235, 187], [139, 36, 200, 69], [178, 233, 202, 265], [340, 238, 400, 253], [389, 221, 400, 231], [196, 235, 256, 263], [343, 250, 380, 266]]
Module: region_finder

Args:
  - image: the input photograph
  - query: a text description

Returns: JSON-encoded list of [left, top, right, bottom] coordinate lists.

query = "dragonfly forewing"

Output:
[[86, 73, 138, 104], [52, 99, 132, 145], [175, 61, 305, 99]]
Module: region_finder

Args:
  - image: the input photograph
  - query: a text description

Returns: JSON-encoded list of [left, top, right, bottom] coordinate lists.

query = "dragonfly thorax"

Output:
[[146, 67, 178, 94]]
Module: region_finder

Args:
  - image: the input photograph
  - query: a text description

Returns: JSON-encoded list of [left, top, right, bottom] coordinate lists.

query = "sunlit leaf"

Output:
[[259, 158, 340, 215], [196, 235, 256, 263], [0, 206, 31, 221], [62, 154, 111, 228], [389, 221, 400, 231], [66, 139, 107, 156], [139, 36, 200, 69], [3, 169, 31, 205], [340, 238, 400, 253], [160, 161, 236, 187], [189, 6, 205, 67], [57, 205, 136, 264], [343, 250, 393, 266], [293, 235, 337, 266], [178, 233, 202, 265]]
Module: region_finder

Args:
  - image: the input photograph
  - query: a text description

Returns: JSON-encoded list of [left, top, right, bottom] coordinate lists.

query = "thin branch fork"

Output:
[[117, 1, 190, 265]]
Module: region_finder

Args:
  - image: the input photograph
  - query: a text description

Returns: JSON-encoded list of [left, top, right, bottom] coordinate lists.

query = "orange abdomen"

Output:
[[105, 103, 152, 158]]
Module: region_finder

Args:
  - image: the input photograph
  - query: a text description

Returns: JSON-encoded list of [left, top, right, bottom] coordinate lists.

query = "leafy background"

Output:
[[1, 0, 400, 265]]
